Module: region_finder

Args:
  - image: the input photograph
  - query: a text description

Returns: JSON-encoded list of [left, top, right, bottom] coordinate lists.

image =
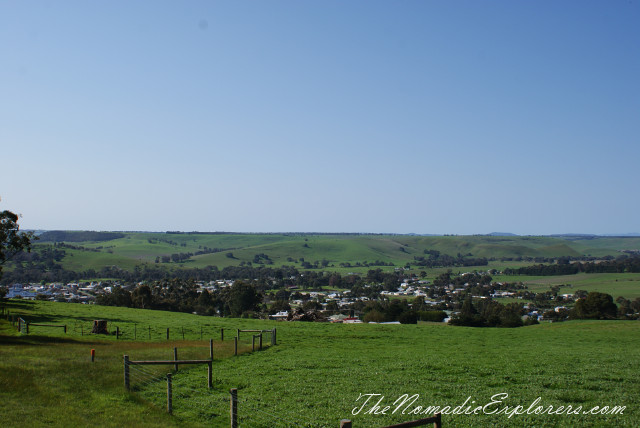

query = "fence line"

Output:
[[236, 328, 277, 346], [123, 334, 293, 428], [6, 315, 279, 347], [14, 317, 68, 335], [124, 355, 213, 390], [130, 366, 443, 428]]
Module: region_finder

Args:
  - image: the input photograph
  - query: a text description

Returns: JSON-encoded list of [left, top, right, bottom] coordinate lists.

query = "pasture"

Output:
[[502, 272, 640, 300], [1, 300, 639, 427], [30, 232, 640, 274]]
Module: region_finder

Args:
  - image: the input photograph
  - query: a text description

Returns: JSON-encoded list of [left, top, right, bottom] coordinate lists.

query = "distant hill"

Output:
[[37, 230, 126, 243], [16, 232, 640, 275]]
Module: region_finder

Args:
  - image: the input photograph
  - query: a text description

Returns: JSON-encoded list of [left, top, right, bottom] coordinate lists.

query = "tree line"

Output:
[[96, 279, 262, 317], [1, 247, 408, 294], [412, 250, 488, 268], [503, 256, 640, 276], [37, 231, 124, 242]]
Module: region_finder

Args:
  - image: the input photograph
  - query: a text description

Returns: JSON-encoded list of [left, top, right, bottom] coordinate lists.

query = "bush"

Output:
[[363, 309, 386, 323], [571, 292, 618, 320], [398, 311, 418, 324], [418, 310, 447, 322]]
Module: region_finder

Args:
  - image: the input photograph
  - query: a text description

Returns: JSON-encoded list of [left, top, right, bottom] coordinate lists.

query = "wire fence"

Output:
[[128, 364, 322, 428], [69, 321, 230, 341], [11, 315, 276, 347], [120, 327, 328, 428]]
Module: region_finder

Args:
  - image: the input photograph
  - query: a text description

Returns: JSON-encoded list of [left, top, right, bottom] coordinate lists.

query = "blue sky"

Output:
[[1, 1, 638, 235]]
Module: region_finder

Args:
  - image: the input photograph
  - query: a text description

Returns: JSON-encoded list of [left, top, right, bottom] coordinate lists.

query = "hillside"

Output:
[[26, 232, 640, 274], [1, 300, 638, 427]]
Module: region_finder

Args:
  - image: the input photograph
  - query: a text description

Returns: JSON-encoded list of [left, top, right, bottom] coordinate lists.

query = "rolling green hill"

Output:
[[28, 232, 640, 274], [1, 300, 638, 427]]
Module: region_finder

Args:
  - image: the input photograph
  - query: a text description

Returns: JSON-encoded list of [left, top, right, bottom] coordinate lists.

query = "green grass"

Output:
[[28, 232, 640, 274], [1, 300, 639, 427], [496, 272, 640, 300]]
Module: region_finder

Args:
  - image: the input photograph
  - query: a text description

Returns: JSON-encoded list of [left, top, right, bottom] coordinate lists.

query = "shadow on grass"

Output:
[[0, 333, 108, 346], [1, 299, 36, 311], [2, 300, 151, 325]]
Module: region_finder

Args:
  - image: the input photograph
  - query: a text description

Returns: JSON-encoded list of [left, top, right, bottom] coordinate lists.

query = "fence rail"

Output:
[[124, 354, 213, 390], [15, 316, 68, 334], [4, 312, 279, 346]]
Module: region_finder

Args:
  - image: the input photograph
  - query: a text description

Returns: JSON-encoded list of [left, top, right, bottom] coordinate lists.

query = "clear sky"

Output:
[[1, 1, 638, 235]]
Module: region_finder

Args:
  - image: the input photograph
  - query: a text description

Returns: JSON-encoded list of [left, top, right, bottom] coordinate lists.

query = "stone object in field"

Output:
[[91, 320, 109, 334]]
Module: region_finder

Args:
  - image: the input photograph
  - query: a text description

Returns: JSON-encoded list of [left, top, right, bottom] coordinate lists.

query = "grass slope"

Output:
[[1, 301, 639, 427], [29, 233, 640, 273], [513, 272, 640, 300]]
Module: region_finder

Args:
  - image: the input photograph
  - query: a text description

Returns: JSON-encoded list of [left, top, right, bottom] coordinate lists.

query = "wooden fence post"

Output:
[[167, 373, 172, 414], [124, 355, 130, 390], [434, 412, 442, 428], [234, 337, 238, 356], [207, 361, 212, 389], [166, 328, 170, 340], [259, 333, 263, 350], [116, 326, 119, 339], [230, 388, 238, 428], [221, 328, 224, 341], [340, 420, 352, 428], [273, 327, 277, 345], [209, 339, 213, 360], [64, 324, 67, 334], [174, 347, 178, 372]]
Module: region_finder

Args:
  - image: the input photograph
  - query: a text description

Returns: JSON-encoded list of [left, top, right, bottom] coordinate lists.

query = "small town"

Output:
[[3, 269, 585, 325]]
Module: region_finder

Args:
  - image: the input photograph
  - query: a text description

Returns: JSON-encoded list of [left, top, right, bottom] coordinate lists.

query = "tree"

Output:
[[449, 297, 485, 327], [571, 292, 618, 320], [227, 280, 262, 317], [132, 284, 153, 309], [269, 300, 291, 314], [325, 300, 339, 312], [398, 311, 418, 324], [114, 286, 132, 307], [302, 300, 321, 311], [1, 209, 35, 282], [363, 309, 386, 323]]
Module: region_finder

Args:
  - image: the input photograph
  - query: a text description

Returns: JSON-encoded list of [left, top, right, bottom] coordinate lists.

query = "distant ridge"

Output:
[[487, 232, 519, 236]]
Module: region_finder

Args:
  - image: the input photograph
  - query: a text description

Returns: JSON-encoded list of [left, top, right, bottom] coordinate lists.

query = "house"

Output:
[[5, 285, 36, 300], [329, 314, 348, 323], [269, 311, 289, 320]]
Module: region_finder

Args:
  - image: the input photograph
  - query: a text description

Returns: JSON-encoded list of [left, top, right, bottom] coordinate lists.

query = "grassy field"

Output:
[[497, 272, 640, 300], [1, 300, 639, 427], [16, 232, 640, 300], [31, 232, 640, 273]]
